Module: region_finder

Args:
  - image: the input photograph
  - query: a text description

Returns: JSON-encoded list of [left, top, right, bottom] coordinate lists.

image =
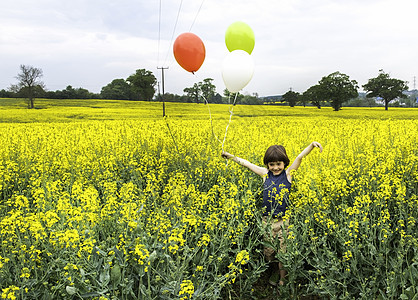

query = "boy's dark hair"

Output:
[[263, 145, 290, 167]]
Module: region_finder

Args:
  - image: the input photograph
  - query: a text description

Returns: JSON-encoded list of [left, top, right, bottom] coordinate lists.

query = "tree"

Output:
[[362, 70, 409, 110], [299, 94, 308, 107], [101, 79, 131, 100], [212, 93, 223, 104], [14, 65, 45, 108], [44, 86, 98, 99], [126, 69, 157, 101], [241, 93, 263, 105], [184, 83, 201, 103], [281, 89, 300, 107], [0, 89, 14, 98], [200, 78, 216, 102], [73, 87, 94, 99], [183, 78, 217, 104], [223, 89, 244, 104], [61, 85, 77, 99], [159, 92, 186, 102], [318, 71, 358, 111], [302, 85, 323, 108]]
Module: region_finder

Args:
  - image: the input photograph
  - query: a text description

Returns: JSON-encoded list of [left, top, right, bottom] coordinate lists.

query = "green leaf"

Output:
[[66, 286, 77, 295]]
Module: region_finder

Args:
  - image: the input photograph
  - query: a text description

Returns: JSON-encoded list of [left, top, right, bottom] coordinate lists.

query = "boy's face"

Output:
[[267, 161, 285, 175]]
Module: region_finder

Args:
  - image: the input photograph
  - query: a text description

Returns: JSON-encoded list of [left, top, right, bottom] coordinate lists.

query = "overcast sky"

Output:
[[1, 0, 417, 97]]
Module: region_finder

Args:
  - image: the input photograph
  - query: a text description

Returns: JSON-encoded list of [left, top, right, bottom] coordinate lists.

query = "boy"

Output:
[[222, 142, 323, 286]]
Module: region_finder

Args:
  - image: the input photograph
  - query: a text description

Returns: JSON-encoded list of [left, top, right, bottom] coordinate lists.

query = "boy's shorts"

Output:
[[262, 216, 288, 261]]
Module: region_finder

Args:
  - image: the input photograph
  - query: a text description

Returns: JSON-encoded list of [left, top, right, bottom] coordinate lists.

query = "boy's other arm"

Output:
[[287, 142, 323, 173]]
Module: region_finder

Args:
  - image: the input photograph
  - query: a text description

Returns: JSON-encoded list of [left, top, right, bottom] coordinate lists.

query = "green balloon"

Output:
[[225, 21, 255, 54]]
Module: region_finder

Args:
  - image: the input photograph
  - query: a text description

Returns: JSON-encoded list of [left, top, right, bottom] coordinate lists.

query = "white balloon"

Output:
[[221, 50, 254, 93]]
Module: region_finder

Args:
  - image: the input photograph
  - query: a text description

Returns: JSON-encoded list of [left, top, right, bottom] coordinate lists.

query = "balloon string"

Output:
[[200, 89, 238, 152], [200, 92, 222, 145], [221, 93, 238, 152], [193, 73, 238, 156], [190, 73, 220, 146]]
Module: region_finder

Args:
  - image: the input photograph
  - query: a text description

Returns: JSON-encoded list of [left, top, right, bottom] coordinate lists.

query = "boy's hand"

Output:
[[312, 142, 323, 153], [221, 151, 233, 159]]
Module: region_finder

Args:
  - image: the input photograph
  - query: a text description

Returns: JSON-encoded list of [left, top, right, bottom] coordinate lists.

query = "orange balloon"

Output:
[[173, 33, 205, 73]]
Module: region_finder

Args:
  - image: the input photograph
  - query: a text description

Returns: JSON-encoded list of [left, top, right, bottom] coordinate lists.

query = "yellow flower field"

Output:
[[0, 99, 417, 299]]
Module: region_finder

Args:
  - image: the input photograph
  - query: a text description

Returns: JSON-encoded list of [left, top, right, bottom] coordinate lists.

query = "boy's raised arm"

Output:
[[287, 142, 323, 173], [222, 151, 267, 177]]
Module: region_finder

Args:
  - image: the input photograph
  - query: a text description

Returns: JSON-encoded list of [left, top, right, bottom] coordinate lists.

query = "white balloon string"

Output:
[[221, 92, 238, 152], [193, 73, 222, 145], [192, 72, 238, 167], [202, 93, 222, 145], [199, 90, 231, 167]]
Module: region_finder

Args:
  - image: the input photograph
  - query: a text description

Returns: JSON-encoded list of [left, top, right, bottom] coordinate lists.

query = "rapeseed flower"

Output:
[[0, 104, 416, 299]]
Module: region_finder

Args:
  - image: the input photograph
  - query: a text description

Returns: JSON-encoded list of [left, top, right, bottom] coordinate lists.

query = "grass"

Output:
[[0, 98, 417, 124]]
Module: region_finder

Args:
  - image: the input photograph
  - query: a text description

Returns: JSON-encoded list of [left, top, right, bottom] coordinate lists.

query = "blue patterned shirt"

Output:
[[262, 170, 291, 217]]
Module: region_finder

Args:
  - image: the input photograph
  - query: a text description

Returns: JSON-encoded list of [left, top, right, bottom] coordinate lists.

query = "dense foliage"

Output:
[[363, 70, 409, 111], [2, 66, 417, 108]]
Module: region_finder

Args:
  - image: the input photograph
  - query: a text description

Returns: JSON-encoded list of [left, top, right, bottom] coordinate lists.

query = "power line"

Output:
[[158, 0, 205, 67], [189, 0, 205, 32], [162, 0, 184, 67], [156, 0, 206, 116], [157, 0, 183, 117], [158, 0, 183, 116], [157, 0, 162, 66]]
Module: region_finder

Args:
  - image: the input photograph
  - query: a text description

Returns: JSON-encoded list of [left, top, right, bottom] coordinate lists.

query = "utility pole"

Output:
[[414, 76, 417, 107], [157, 66, 168, 117]]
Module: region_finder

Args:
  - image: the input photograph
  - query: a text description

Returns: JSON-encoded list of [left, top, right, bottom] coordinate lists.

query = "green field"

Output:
[[1, 98, 417, 123]]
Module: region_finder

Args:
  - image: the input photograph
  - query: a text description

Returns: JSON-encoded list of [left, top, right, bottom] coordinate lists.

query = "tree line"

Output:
[[279, 70, 412, 111], [1, 65, 415, 111]]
